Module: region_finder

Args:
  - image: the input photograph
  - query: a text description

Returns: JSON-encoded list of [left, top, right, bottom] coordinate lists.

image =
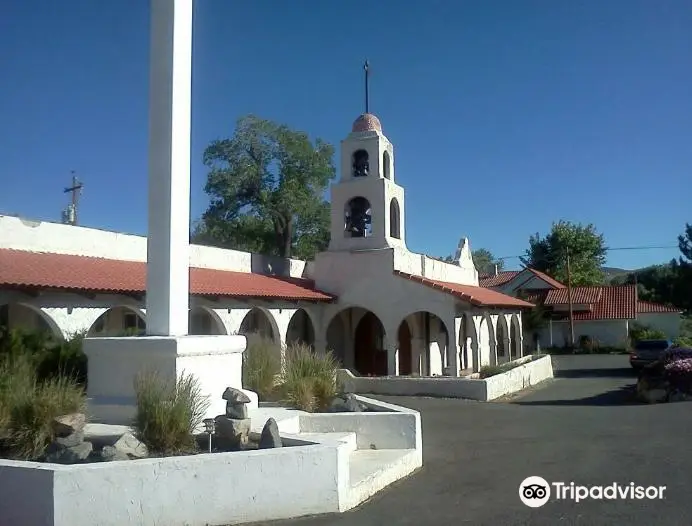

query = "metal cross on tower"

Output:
[[364, 59, 370, 114], [63, 171, 83, 225]]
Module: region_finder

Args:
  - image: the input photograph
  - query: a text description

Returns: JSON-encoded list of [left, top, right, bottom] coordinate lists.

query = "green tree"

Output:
[[472, 248, 504, 276], [672, 223, 692, 312], [194, 115, 335, 259], [521, 220, 607, 286]]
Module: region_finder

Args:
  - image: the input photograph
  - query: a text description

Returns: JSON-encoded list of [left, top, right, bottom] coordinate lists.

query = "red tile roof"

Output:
[[637, 300, 682, 314], [394, 271, 534, 308], [537, 285, 636, 320], [0, 249, 334, 302], [569, 286, 636, 320], [544, 287, 603, 305], [478, 271, 520, 288]]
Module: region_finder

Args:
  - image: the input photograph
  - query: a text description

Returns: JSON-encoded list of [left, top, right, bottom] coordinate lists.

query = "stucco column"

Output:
[[470, 341, 480, 372], [444, 314, 459, 376], [383, 335, 398, 376], [411, 336, 426, 375], [145, 0, 193, 337]]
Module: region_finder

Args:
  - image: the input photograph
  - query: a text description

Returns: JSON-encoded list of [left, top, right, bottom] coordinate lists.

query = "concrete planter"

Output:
[[0, 395, 421, 526], [338, 354, 554, 401]]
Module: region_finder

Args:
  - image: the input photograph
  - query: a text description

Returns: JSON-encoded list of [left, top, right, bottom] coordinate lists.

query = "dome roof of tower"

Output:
[[352, 113, 382, 133]]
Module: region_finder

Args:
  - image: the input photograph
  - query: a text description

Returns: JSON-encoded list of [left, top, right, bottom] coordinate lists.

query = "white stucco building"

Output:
[[0, 113, 532, 377], [480, 267, 683, 349]]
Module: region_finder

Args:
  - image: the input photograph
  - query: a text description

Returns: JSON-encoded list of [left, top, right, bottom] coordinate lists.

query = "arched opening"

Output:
[[325, 313, 347, 366], [397, 311, 450, 376], [189, 306, 226, 335], [389, 198, 400, 239], [344, 197, 372, 238], [354, 311, 387, 376], [87, 306, 146, 337], [238, 308, 278, 343], [352, 149, 369, 177], [496, 315, 510, 364], [382, 150, 391, 179], [397, 320, 413, 375], [458, 314, 479, 373], [478, 316, 496, 366], [0, 303, 62, 338], [510, 314, 522, 359], [286, 308, 315, 347]]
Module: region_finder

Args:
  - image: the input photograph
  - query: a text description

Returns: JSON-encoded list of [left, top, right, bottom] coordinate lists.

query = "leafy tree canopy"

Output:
[[613, 223, 692, 313], [521, 220, 607, 286], [193, 115, 335, 259], [472, 248, 505, 276], [431, 248, 504, 275]]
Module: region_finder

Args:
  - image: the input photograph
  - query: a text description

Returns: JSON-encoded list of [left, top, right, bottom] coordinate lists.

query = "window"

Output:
[[389, 198, 400, 239], [344, 197, 372, 238], [352, 150, 369, 177]]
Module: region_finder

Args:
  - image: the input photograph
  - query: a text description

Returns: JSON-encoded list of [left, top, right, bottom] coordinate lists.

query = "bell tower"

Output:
[[328, 61, 406, 251]]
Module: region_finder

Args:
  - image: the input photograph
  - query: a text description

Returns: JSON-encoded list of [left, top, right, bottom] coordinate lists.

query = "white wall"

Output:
[[637, 313, 682, 339], [0, 215, 308, 278], [392, 248, 478, 286], [538, 319, 629, 348]]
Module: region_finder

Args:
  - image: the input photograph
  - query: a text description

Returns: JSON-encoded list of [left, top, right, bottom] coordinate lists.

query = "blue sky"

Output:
[[1, 0, 691, 270]]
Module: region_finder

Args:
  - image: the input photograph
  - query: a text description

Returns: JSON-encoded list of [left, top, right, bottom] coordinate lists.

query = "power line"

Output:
[[497, 244, 679, 262]]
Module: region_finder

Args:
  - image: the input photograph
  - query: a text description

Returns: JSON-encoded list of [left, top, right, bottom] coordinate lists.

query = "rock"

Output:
[[226, 401, 249, 419], [215, 416, 251, 448], [113, 432, 148, 459], [55, 430, 84, 448], [328, 393, 367, 413], [100, 445, 130, 462], [52, 413, 86, 437], [222, 387, 251, 403], [44, 441, 93, 464], [258, 417, 282, 449], [637, 380, 668, 403]]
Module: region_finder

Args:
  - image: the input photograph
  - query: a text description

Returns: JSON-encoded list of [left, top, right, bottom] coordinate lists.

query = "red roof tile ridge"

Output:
[[394, 270, 534, 308]]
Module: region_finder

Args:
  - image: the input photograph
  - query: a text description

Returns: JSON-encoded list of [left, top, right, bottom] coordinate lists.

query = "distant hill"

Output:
[[602, 266, 633, 283]]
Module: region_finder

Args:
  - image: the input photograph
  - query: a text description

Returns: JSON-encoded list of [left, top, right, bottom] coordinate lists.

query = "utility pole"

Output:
[[62, 171, 83, 226], [566, 246, 576, 350]]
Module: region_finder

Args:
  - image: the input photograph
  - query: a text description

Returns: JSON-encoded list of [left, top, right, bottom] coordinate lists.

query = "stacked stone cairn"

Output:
[[214, 387, 252, 450], [213, 387, 283, 450]]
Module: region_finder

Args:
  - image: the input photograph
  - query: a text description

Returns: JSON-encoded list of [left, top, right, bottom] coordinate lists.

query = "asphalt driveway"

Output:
[[255, 355, 692, 526]]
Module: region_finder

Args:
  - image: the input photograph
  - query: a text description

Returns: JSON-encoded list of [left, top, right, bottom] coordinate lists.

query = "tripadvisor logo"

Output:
[[519, 477, 667, 507]]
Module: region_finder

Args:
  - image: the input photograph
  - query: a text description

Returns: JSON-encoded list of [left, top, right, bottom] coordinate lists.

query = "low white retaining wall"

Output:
[[339, 354, 554, 401], [0, 444, 346, 526], [0, 396, 422, 526]]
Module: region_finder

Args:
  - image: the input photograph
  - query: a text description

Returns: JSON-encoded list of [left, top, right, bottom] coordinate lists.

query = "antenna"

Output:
[[62, 171, 84, 226]]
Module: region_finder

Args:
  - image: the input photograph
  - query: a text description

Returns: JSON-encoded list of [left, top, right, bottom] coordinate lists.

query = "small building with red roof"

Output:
[[480, 267, 682, 348], [0, 113, 534, 377]]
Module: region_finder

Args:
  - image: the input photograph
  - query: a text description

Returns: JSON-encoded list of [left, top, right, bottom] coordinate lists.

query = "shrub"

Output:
[[628, 322, 666, 343], [673, 336, 692, 349], [133, 371, 210, 456], [0, 355, 86, 460], [664, 358, 692, 394], [242, 334, 281, 400], [578, 335, 599, 353], [0, 327, 88, 386], [479, 362, 518, 379], [281, 343, 339, 412]]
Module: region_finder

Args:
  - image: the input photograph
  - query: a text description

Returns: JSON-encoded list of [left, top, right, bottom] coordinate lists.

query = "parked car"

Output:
[[629, 339, 673, 370]]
